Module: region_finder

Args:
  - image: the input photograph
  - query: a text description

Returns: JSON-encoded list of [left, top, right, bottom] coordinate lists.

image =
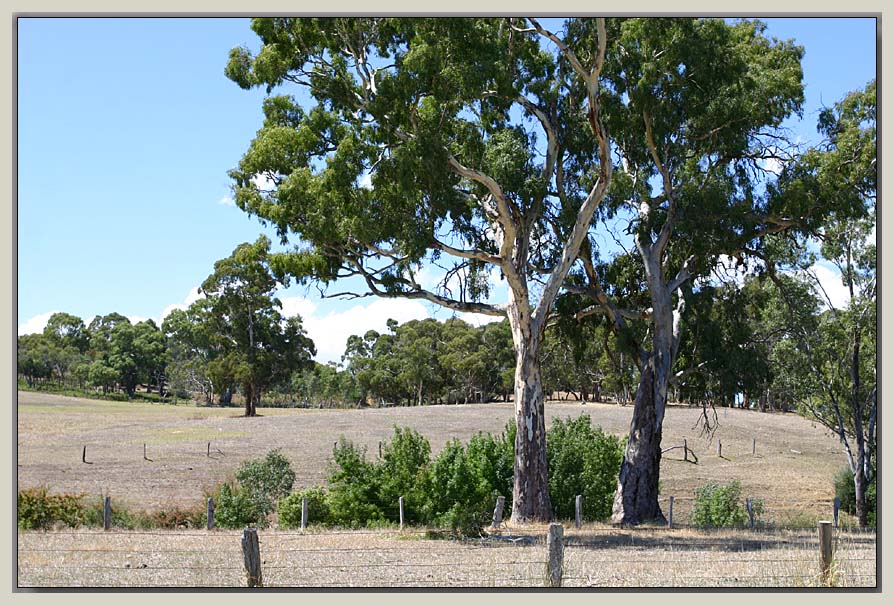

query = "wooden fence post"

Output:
[[207, 442, 211, 457], [546, 523, 564, 587], [575, 495, 583, 529], [717, 440, 722, 457], [752, 438, 756, 456], [818, 521, 833, 585], [242, 528, 263, 587], [491, 496, 505, 529], [301, 497, 308, 530], [399, 496, 405, 530], [833, 498, 840, 528], [683, 439, 688, 462], [207, 498, 215, 530], [746, 498, 754, 529], [103, 496, 111, 530], [668, 496, 674, 528]]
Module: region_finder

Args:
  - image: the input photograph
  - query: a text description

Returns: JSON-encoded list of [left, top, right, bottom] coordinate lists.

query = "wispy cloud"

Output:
[[217, 195, 236, 207]]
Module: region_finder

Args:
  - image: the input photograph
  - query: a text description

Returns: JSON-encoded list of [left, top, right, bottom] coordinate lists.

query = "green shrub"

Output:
[[278, 487, 332, 528], [546, 416, 625, 522], [326, 438, 385, 527], [377, 427, 431, 525], [833, 466, 876, 528], [18, 488, 89, 529], [209, 448, 297, 528], [691, 481, 751, 528], [235, 449, 296, 518], [214, 482, 265, 528], [426, 439, 496, 534], [834, 467, 857, 514]]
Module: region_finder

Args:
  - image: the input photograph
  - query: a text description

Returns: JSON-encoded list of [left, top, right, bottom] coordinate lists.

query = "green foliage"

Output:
[[834, 466, 876, 528], [326, 439, 386, 527], [211, 449, 297, 528], [214, 482, 265, 528], [17, 488, 89, 529], [277, 487, 332, 528], [377, 427, 431, 524], [547, 416, 625, 521], [691, 481, 754, 528]]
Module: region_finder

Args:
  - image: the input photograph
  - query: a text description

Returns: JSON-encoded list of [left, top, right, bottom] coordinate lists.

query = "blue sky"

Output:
[[17, 17, 878, 363]]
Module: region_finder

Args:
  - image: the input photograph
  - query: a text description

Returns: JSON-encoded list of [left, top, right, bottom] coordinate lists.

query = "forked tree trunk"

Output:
[[611, 363, 666, 525]]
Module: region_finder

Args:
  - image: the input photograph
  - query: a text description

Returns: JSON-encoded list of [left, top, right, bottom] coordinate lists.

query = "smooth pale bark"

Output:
[[507, 314, 551, 523]]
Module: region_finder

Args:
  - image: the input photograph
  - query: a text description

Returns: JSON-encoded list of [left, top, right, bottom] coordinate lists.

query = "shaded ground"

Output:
[[17, 391, 848, 524]]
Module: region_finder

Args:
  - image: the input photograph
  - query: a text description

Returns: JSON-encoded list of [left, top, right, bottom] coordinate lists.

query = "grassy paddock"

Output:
[[17, 390, 851, 526], [16, 526, 876, 588]]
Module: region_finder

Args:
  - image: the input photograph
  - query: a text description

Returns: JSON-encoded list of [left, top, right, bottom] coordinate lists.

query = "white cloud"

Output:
[[279, 296, 430, 364], [251, 173, 277, 192], [160, 287, 205, 323], [358, 171, 373, 190], [18, 310, 59, 336], [217, 195, 236, 207], [759, 157, 783, 176], [127, 315, 152, 325], [809, 263, 851, 310]]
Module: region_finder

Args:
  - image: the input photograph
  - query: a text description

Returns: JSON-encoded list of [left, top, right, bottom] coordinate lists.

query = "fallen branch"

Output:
[[661, 444, 698, 463]]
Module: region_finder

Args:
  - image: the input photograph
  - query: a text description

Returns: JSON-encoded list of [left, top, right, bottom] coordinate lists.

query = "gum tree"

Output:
[[226, 17, 613, 522], [561, 19, 810, 523]]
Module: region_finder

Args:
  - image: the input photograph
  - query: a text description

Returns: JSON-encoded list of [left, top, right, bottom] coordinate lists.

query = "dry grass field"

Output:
[[17, 526, 876, 588], [16, 390, 877, 589], [17, 390, 850, 524]]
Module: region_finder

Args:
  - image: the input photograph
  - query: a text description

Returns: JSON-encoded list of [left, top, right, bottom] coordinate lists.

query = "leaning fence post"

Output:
[[207, 498, 215, 530], [746, 498, 755, 529], [242, 528, 263, 587], [546, 523, 564, 587], [752, 438, 757, 456], [818, 521, 834, 585], [491, 496, 505, 529], [301, 497, 308, 530], [833, 497, 840, 528], [103, 496, 111, 530], [575, 495, 583, 529], [683, 439, 688, 461], [668, 496, 674, 528], [399, 496, 405, 530]]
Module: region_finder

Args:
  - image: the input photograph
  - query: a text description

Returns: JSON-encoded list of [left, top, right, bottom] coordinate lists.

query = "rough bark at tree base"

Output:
[[611, 364, 666, 525]]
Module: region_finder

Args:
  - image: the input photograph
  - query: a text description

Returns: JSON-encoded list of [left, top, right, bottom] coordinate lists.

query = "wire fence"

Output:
[[17, 525, 877, 589]]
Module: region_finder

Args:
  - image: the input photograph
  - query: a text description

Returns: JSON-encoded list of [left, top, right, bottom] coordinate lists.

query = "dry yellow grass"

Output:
[[16, 526, 875, 588], [17, 390, 849, 526]]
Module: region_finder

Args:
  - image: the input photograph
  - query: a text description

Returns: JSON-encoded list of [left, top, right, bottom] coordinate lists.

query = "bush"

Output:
[[377, 427, 431, 525], [326, 439, 386, 527], [547, 416, 625, 522], [210, 448, 297, 528], [833, 466, 876, 528], [425, 424, 515, 535], [18, 488, 88, 529], [278, 487, 331, 528], [235, 449, 296, 518], [691, 481, 752, 528], [214, 482, 264, 528]]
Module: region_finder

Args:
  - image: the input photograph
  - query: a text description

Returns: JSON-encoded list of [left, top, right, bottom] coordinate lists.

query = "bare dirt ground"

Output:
[[16, 526, 876, 588], [18, 390, 848, 524]]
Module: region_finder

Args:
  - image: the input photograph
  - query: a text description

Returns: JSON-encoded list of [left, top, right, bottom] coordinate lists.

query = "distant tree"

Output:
[[17, 334, 53, 387], [198, 236, 316, 416], [763, 81, 876, 527]]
